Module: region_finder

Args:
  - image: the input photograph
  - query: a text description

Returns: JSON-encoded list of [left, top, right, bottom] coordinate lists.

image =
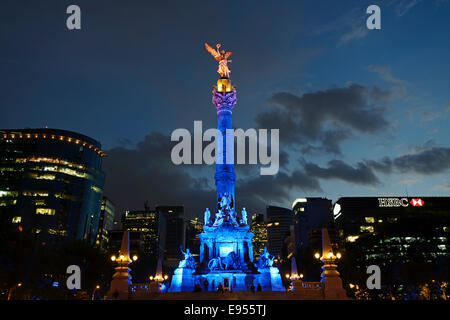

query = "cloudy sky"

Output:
[[1, 0, 450, 219]]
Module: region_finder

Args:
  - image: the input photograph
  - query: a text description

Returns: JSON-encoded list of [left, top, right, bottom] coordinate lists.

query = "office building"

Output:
[[0, 128, 105, 246], [185, 217, 203, 259], [121, 209, 159, 256], [334, 197, 450, 289], [96, 197, 115, 250], [266, 205, 293, 260], [250, 213, 268, 260], [292, 197, 333, 251], [157, 205, 185, 267]]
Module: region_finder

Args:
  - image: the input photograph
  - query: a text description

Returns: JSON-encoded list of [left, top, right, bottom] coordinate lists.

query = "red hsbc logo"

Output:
[[410, 198, 424, 207]]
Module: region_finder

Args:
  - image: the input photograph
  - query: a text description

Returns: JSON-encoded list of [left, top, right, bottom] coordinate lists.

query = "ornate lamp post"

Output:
[[107, 231, 137, 299], [314, 228, 347, 300]]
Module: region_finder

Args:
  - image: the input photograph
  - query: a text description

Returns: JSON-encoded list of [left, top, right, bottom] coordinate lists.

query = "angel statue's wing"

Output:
[[224, 51, 233, 59], [205, 43, 221, 61]]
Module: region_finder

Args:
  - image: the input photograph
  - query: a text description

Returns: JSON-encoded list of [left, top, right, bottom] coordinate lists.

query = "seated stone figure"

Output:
[[257, 247, 274, 269], [178, 247, 196, 269]]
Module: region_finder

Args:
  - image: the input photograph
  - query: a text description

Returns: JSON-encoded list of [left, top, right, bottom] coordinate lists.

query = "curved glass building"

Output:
[[0, 128, 106, 246]]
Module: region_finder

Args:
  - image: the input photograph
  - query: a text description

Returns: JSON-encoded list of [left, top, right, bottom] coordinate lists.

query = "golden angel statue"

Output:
[[205, 43, 232, 78]]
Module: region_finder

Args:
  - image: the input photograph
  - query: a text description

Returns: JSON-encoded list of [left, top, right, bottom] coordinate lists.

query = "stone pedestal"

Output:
[[107, 266, 131, 300], [257, 267, 285, 291], [321, 264, 348, 300], [168, 268, 195, 292]]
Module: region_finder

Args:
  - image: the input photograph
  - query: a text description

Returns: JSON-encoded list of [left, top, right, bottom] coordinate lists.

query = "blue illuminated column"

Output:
[[212, 78, 237, 211]]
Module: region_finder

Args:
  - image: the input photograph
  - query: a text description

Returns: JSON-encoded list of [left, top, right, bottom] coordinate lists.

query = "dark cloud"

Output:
[[257, 83, 391, 154], [365, 144, 450, 175], [393, 147, 450, 175], [364, 157, 393, 175], [304, 159, 380, 186], [103, 131, 317, 220]]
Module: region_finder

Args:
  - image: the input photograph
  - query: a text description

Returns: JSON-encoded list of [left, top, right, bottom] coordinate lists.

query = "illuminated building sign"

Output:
[[410, 198, 424, 207], [377, 198, 424, 208]]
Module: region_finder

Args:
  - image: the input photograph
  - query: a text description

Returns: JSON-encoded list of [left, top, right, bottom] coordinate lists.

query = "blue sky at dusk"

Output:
[[1, 0, 450, 218]]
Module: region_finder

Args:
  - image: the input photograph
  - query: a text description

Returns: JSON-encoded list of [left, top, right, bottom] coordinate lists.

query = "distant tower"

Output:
[[212, 77, 237, 211]]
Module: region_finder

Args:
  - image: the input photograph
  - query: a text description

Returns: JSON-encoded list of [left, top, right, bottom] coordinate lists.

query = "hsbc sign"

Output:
[[377, 198, 425, 208], [410, 198, 424, 207]]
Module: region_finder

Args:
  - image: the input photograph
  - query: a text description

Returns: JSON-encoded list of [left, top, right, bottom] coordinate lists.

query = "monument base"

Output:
[[168, 268, 285, 292], [108, 277, 131, 300], [168, 268, 195, 292]]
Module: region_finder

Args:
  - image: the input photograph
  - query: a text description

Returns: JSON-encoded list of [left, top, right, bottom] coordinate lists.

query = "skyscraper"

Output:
[[334, 197, 450, 292], [0, 128, 105, 246], [121, 209, 159, 256], [185, 217, 203, 259], [266, 205, 293, 260], [250, 213, 268, 260], [157, 205, 185, 267], [292, 197, 333, 251], [96, 197, 115, 250]]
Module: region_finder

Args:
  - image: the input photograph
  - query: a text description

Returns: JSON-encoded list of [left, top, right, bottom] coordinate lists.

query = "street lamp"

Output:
[[91, 285, 100, 300], [7, 283, 22, 301]]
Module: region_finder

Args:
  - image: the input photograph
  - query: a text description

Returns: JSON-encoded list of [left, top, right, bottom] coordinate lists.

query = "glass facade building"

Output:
[[96, 197, 115, 250], [334, 197, 450, 289], [292, 197, 333, 251], [266, 205, 293, 260], [121, 209, 159, 255], [0, 128, 105, 246], [157, 205, 185, 267], [250, 213, 268, 260], [185, 217, 203, 259]]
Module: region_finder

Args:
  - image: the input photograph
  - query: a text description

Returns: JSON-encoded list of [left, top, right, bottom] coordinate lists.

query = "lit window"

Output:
[[91, 185, 102, 193], [0, 190, 19, 197], [23, 191, 49, 197], [48, 229, 67, 236], [346, 235, 359, 242], [0, 199, 17, 206], [12, 216, 22, 223], [274, 222, 280, 226], [360, 225, 374, 233], [365, 217, 375, 223], [36, 208, 55, 216]]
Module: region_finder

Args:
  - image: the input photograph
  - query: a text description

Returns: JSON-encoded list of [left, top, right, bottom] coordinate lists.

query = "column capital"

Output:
[[212, 89, 237, 113]]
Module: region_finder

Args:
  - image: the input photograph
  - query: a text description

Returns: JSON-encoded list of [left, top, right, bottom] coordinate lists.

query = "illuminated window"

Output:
[[54, 193, 78, 201], [0, 190, 19, 197], [346, 235, 359, 242], [0, 199, 17, 206], [91, 185, 102, 193], [274, 222, 280, 226], [11, 216, 22, 223], [365, 217, 375, 223], [360, 225, 374, 233], [29, 173, 56, 180], [48, 229, 67, 236], [33, 199, 46, 206], [36, 208, 55, 216], [23, 191, 49, 197]]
